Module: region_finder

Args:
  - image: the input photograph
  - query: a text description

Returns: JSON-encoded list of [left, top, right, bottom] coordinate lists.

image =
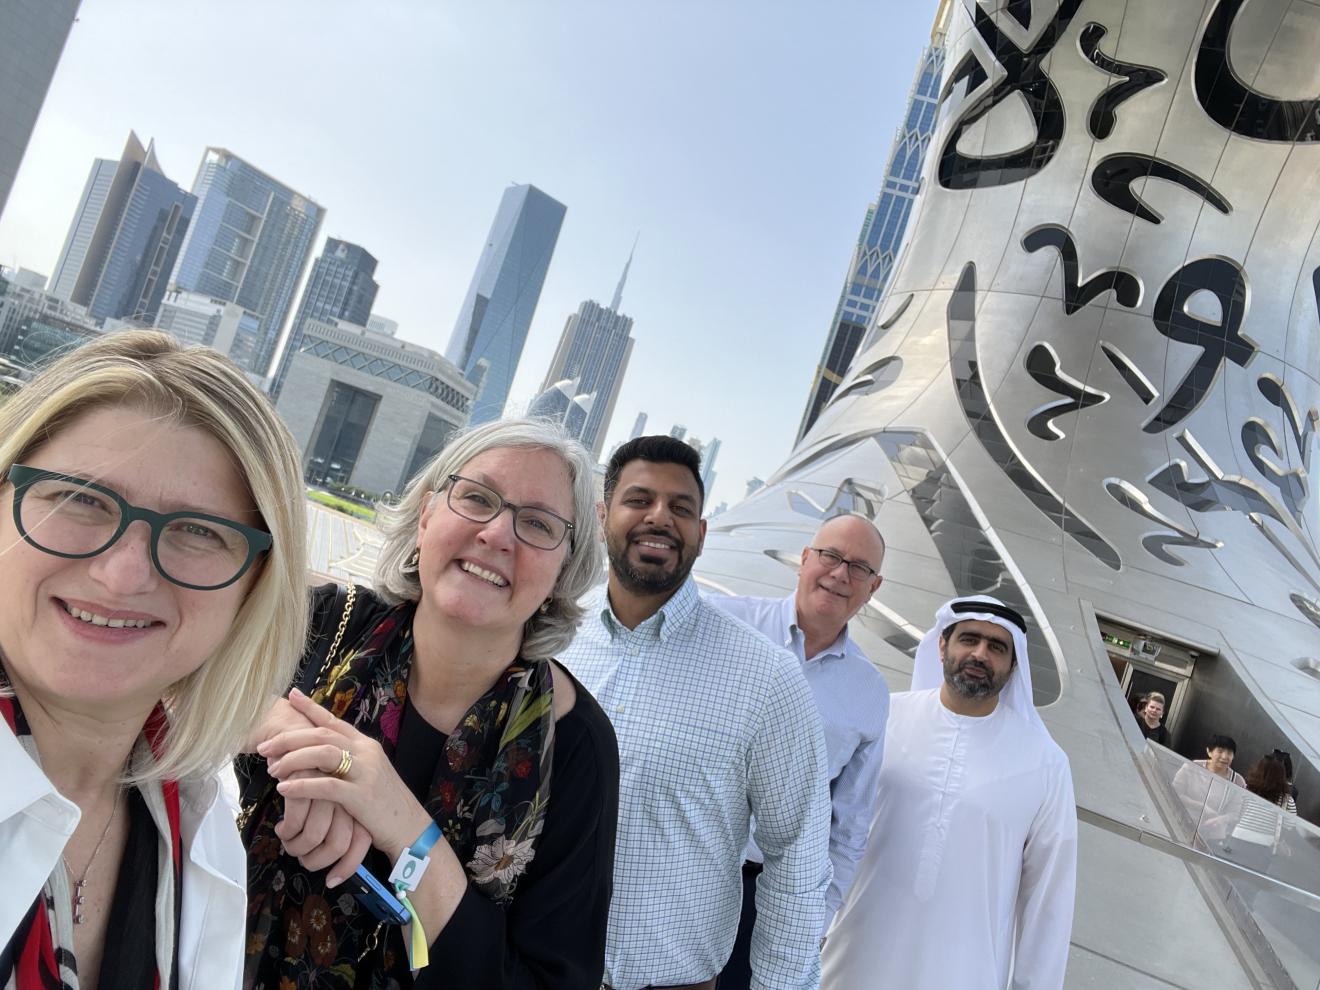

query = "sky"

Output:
[[0, 0, 936, 510]]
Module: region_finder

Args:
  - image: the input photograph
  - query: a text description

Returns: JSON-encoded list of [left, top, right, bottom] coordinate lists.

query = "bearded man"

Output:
[[821, 595, 1077, 990], [561, 435, 832, 990]]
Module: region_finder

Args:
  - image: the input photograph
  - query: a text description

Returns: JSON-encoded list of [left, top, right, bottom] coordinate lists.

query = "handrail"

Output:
[[1077, 803, 1320, 912]]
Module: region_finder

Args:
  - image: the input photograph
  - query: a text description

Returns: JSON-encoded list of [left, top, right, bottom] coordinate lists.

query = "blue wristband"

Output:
[[411, 820, 443, 858], [390, 820, 443, 892]]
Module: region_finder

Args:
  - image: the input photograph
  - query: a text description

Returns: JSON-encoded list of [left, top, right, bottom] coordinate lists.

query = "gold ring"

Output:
[[331, 749, 353, 779]]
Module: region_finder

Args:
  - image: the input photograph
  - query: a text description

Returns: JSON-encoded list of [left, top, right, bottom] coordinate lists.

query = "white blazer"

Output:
[[0, 723, 247, 989]]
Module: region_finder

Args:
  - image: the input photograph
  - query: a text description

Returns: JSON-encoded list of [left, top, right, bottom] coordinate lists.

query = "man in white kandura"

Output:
[[821, 595, 1077, 990]]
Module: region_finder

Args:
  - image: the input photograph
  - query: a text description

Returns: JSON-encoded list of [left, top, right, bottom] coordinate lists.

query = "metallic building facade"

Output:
[[0, 0, 80, 220], [270, 238, 380, 399], [698, 2, 1320, 985], [796, 7, 950, 440], [170, 148, 324, 376], [445, 183, 566, 426]]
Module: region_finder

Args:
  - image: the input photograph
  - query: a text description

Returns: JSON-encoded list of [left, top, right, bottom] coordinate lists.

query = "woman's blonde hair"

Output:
[[375, 418, 602, 660], [0, 330, 308, 783]]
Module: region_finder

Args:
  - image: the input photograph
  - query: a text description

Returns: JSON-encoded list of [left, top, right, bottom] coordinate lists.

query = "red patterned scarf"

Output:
[[0, 694, 183, 990]]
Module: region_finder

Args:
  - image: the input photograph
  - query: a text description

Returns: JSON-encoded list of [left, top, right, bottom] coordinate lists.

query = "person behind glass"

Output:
[[1171, 734, 1246, 841], [1226, 753, 1297, 874], [0, 330, 308, 989], [242, 419, 619, 989], [1136, 692, 1170, 745]]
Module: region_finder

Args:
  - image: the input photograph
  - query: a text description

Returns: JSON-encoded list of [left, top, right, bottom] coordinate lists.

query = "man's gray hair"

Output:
[[374, 418, 603, 660]]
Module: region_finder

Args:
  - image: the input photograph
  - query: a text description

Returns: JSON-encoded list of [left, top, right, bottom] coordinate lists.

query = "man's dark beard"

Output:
[[607, 529, 695, 596], [942, 648, 1011, 700]]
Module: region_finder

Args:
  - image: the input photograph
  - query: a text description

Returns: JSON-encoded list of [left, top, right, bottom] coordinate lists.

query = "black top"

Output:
[[1139, 720, 1170, 746], [315, 584, 620, 990]]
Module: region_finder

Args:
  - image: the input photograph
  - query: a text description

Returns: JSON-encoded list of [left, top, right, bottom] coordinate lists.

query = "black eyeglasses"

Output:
[[810, 546, 878, 582], [6, 464, 272, 591], [444, 475, 574, 551]]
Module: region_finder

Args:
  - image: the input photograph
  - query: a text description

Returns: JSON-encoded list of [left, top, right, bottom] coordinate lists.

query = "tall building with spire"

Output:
[[48, 132, 196, 324], [446, 183, 566, 425], [796, 0, 952, 439], [169, 148, 324, 376], [535, 241, 638, 459]]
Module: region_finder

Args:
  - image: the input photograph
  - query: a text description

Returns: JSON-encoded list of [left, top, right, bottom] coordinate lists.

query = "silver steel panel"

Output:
[[696, 1, 1320, 981]]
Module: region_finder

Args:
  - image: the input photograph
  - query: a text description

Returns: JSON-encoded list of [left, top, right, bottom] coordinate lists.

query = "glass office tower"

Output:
[[796, 6, 951, 439], [170, 148, 324, 376], [49, 133, 196, 324], [270, 238, 380, 399], [0, 0, 80, 220], [445, 184, 566, 425]]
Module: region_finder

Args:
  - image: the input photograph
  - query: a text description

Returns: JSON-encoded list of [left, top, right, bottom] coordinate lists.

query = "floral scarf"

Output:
[[243, 594, 554, 987]]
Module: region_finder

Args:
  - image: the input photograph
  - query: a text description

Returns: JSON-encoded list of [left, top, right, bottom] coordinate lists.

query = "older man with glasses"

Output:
[[710, 514, 890, 990]]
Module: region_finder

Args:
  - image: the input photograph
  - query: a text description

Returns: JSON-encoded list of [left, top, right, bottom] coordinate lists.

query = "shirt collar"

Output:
[[598, 575, 701, 642], [780, 592, 851, 662]]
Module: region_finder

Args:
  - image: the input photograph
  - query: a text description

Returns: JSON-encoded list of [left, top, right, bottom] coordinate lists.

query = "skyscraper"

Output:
[[49, 132, 196, 324], [445, 184, 566, 425], [628, 411, 647, 440], [270, 238, 379, 399], [0, 1, 80, 220], [688, 435, 720, 497], [170, 148, 324, 376], [49, 159, 116, 300], [537, 247, 637, 458], [796, 0, 952, 439]]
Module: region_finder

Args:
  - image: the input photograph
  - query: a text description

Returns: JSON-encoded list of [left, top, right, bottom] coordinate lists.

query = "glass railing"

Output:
[[1130, 743, 1320, 989]]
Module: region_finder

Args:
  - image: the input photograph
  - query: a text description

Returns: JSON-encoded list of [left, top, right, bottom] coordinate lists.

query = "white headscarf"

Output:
[[910, 594, 1044, 731]]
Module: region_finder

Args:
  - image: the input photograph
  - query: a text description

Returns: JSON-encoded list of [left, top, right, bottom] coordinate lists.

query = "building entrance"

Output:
[[1098, 615, 1204, 746]]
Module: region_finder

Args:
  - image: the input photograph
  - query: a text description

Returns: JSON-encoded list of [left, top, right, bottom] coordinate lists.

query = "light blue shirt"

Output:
[[560, 578, 832, 990], [708, 593, 890, 924]]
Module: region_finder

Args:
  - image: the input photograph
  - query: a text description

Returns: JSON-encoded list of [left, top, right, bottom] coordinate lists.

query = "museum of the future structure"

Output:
[[693, 2, 1320, 986]]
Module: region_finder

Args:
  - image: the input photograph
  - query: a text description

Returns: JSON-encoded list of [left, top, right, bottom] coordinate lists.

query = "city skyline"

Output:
[[0, 0, 934, 508]]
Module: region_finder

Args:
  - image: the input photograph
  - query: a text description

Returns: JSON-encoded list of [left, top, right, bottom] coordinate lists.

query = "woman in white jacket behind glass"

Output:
[[0, 330, 307, 989]]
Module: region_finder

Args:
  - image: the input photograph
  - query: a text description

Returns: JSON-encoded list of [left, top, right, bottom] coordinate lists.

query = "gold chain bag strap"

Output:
[[237, 580, 356, 829]]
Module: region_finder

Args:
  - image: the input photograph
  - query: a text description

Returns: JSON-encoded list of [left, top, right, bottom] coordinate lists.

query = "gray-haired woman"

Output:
[[241, 419, 618, 989]]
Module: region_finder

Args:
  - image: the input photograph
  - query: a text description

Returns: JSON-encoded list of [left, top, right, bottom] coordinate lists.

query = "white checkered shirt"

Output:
[[560, 578, 831, 990]]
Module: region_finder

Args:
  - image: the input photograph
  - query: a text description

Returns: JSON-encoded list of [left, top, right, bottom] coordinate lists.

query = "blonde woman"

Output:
[[243, 419, 619, 989], [0, 331, 308, 988]]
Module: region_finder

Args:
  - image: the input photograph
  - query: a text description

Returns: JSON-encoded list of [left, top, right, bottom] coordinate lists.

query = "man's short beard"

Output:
[[607, 533, 695, 596], [942, 648, 1011, 700]]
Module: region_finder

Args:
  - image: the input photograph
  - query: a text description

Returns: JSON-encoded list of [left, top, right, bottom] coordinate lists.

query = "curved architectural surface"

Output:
[[695, 2, 1320, 985]]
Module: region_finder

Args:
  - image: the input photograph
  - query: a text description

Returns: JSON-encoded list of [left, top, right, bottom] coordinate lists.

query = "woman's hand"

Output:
[[259, 689, 434, 884], [244, 696, 311, 753], [248, 696, 369, 882]]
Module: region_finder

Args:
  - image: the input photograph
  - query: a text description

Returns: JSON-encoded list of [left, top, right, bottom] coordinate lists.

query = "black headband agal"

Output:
[[950, 599, 1027, 634]]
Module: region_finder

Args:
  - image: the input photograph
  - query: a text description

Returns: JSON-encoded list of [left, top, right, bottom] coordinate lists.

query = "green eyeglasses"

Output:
[[7, 464, 272, 591]]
